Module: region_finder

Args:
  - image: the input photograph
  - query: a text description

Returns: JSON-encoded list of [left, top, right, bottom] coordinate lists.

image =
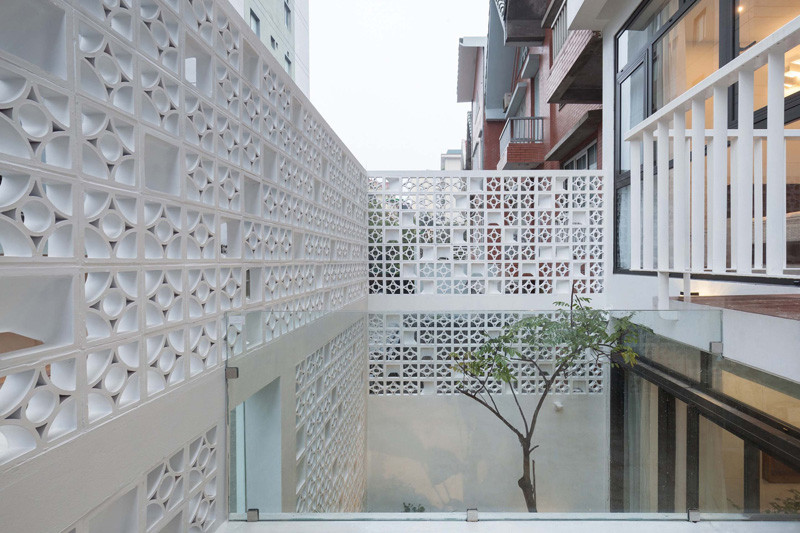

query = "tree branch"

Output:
[[455, 387, 523, 440]]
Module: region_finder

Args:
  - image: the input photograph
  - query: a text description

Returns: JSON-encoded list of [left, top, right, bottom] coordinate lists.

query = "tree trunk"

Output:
[[518, 449, 537, 512]]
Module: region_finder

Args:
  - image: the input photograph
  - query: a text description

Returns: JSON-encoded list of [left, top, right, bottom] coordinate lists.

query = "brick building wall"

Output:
[[480, 120, 501, 170]]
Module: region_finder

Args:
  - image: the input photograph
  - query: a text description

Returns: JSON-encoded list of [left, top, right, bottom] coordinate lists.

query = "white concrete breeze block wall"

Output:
[[0, 0, 368, 531]]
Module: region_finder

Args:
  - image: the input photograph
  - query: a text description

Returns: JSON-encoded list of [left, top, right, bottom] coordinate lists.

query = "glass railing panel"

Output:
[[224, 308, 800, 520]]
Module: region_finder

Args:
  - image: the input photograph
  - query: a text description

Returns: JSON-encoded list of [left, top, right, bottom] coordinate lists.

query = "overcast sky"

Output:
[[308, 0, 490, 171]]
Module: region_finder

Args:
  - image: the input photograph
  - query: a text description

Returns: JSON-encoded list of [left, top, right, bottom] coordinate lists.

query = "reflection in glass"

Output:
[[699, 418, 744, 512], [617, 0, 678, 71], [620, 65, 646, 172], [652, 0, 719, 111]]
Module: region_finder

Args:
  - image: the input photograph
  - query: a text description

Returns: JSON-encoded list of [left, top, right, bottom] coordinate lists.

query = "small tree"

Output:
[[449, 293, 639, 512]]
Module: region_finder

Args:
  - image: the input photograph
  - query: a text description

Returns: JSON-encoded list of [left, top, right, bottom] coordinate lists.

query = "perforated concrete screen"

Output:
[[294, 320, 368, 512], [368, 312, 605, 396], [368, 172, 604, 296], [0, 0, 367, 530]]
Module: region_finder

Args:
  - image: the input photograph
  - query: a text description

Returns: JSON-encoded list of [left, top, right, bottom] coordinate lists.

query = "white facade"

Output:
[[227, 0, 311, 97], [0, 0, 365, 530]]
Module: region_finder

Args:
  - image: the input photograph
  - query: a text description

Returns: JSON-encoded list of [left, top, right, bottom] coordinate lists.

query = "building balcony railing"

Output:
[[624, 14, 800, 280], [551, 0, 568, 60], [499, 116, 545, 161]]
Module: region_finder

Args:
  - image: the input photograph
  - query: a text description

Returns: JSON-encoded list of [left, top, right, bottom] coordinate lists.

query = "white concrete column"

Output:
[[712, 84, 728, 273], [736, 69, 754, 274], [643, 129, 655, 270], [691, 98, 706, 271], [753, 138, 764, 269], [767, 49, 787, 275], [657, 120, 670, 271], [630, 139, 642, 270], [673, 110, 688, 271]]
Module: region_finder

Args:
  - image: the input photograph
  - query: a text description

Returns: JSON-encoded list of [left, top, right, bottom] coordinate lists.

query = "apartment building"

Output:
[[458, 0, 601, 171], [228, 0, 310, 96]]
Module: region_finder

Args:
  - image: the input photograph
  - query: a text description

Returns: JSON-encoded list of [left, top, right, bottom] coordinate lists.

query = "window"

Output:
[[284, 54, 292, 74], [613, 0, 800, 274], [284, 1, 292, 31], [249, 9, 260, 38], [563, 142, 598, 170], [270, 36, 278, 50]]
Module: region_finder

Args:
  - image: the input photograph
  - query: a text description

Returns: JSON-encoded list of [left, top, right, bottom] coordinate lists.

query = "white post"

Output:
[[630, 139, 642, 269], [658, 271, 670, 310], [712, 85, 728, 273], [673, 110, 688, 271], [643, 129, 655, 270], [691, 97, 706, 271], [657, 120, 670, 271], [767, 49, 786, 275], [736, 69, 754, 274], [753, 138, 764, 269], [730, 138, 738, 270], [683, 271, 692, 303], [707, 137, 714, 268]]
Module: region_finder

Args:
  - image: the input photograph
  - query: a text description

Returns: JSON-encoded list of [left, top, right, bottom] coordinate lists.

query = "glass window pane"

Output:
[[623, 374, 659, 511], [652, 0, 719, 111], [699, 417, 744, 513], [737, 1, 800, 55], [620, 65, 646, 172], [785, 121, 800, 267], [588, 144, 597, 169], [617, 0, 678, 71]]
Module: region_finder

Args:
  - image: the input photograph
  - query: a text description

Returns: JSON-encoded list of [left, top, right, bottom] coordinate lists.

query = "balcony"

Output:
[[499, 116, 547, 170], [494, 0, 549, 45], [624, 15, 800, 280], [543, 1, 602, 104]]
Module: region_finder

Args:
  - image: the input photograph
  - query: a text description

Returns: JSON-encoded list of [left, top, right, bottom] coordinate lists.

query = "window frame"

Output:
[[249, 9, 260, 39], [612, 0, 800, 280], [284, 1, 292, 31], [563, 141, 598, 170]]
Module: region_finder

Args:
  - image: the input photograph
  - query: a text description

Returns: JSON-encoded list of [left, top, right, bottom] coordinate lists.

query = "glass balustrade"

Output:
[[222, 306, 800, 521]]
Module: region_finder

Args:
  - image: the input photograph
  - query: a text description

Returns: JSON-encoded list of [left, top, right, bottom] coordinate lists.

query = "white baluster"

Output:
[[712, 85, 728, 273], [707, 138, 714, 269], [767, 49, 786, 275], [730, 138, 737, 270], [691, 97, 706, 271], [754, 138, 764, 269], [630, 139, 642, 270], [643, 129, 655, 270], [736, 69, 754, 274], [673, 110, 688, 271], [657, 120, 670, 271]]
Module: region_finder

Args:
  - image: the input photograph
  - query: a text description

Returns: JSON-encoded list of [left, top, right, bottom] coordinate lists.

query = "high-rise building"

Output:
[[228, 0, 310, 96]]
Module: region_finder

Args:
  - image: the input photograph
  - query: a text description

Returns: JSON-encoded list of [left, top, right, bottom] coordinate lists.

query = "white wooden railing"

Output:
[[625, 15, 800, 278]]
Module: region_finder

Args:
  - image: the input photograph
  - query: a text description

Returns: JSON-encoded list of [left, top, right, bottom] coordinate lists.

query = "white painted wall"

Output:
[[367, 394, 609, 512], [0, 0, 367, 531], [294, 0, 311, 97]]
